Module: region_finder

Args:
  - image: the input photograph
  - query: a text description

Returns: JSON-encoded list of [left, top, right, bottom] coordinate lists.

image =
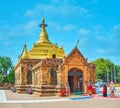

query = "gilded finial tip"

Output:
[[42, 18, 44, 23]]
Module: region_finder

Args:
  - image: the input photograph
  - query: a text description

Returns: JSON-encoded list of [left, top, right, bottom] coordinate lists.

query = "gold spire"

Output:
[[27, 17, 65, 59], [37, 18, 51, 43], [21, 43, 29, 58]]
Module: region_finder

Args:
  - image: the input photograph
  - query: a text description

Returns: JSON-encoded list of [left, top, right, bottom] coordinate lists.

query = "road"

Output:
[[0, 88, 120, 108]]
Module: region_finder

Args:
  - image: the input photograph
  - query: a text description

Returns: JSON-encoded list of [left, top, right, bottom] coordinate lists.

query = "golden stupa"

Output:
[[21, 18, 65, 59]]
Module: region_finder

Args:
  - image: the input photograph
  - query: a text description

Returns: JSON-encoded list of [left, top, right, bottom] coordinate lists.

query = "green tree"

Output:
[[2, 68, 15, 83], [115, 65, 120, 82], [0, 72, 2, 81], [0, 56, 13, 82], [92, 58, 114, 82]]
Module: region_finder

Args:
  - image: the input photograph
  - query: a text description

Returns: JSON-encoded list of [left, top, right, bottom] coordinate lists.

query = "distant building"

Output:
[[14, 17, 95, 96]]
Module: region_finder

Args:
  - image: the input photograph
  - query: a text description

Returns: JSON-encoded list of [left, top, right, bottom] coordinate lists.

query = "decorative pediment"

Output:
[[64, 47, 87, 65]]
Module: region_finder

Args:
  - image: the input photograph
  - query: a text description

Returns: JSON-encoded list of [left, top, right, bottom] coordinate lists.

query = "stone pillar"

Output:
[[21, 66, 24, 85], [57, 70, 61, 85], [65, 83, 70, 96], [32, 72, 35, 85], [56, 69, 61, 96], [83, 67, 88, 93], [41, 71, 45, 85], [20, 65, 24, 85]]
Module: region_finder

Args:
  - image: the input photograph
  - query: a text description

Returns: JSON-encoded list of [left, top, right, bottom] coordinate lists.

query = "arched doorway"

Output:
[[68, 68, 83, 93]]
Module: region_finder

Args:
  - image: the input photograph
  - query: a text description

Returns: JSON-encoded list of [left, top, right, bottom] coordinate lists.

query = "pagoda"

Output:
[[20, 18, 65, 60], [14, 17, 95, 96]]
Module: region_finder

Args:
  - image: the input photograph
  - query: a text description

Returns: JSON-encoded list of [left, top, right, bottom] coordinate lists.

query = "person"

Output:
[[88, 83, 93, 96], [92, 84, 95, 94], [95, 83, 100, 94], [26, 86, 33, 94], [110, 82, 116, 97], [60, 87, 65, 97], [103, 83, 107, 97]]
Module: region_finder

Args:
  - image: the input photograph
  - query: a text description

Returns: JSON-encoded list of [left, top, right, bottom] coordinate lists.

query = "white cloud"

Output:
[[13, 11, 19, 16], [48, 21, 61, 31], [112, 24, 120, 39], [107, 24, 120, 47], [85, 0, 99, 5], [79, 38, 88, 45], [113, 24, 120, 31], [3, 41, 12, 46], [23, 20, 37, 32], [25, 1, 90, 18], [78, 28, 91, 35], [63, 24, 76, 31], [47, 22, 76, 32], [97, 49, 105, 54], [94, 24, 120, 57], [7, 20, 37, 37], [76, 23, 120, 63], [97, 35, 108, 41], [25, 10, 35, 17], [51, 0, 61, 4], [8, 26, 21, 36]]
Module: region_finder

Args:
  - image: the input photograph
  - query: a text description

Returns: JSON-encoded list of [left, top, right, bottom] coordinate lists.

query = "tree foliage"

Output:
[[92, 58, 120, 83], [0, 56, 15, 83], [0, 56, 12, 75], [115, 66, 120, 82], [2, 68, 15, 83]]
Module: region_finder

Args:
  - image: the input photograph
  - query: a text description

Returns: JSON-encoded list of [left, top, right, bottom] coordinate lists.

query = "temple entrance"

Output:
[[27, 70, 32, 84], [68, 68, 83, 93]]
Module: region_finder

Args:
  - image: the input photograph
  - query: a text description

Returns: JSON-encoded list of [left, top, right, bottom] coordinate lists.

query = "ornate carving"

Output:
[[50, 68, 56, 85], [34, 72, 38, 85], [27, 70, 32, 84]]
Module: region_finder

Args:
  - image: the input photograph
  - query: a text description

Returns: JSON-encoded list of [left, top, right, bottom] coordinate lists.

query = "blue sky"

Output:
[[0, 0, 120, 65]]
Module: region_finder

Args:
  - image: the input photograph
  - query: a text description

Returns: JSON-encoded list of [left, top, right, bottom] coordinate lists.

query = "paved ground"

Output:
[[0, 87, 120, 108]]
